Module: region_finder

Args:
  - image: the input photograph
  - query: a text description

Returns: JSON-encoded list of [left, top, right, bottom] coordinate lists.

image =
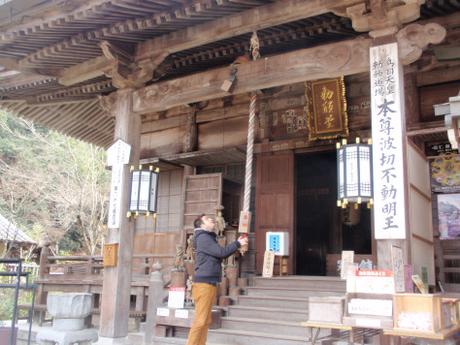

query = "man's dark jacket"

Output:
[[193, 229, 240, 284]]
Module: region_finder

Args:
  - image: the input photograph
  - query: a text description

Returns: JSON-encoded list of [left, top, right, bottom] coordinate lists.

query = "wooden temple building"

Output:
[[1, 0, 460, 344]]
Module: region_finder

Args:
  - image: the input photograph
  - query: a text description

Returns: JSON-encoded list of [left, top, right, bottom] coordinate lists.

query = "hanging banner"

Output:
[[305, 77, 349, 140], [370, 42, 407, 239]]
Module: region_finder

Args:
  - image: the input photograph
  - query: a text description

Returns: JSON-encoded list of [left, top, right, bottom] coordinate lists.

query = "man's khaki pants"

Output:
[[186, 283, 217, 345]]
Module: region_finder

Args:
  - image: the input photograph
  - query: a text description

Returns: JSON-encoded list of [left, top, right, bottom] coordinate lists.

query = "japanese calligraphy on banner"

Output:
[[370, 42, 406, 239], [305, 77, 348, 140]]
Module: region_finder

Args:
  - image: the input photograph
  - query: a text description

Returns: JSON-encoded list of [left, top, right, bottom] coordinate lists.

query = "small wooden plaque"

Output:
[[262, 251, 275, 278], [103, 243, 118, 267]]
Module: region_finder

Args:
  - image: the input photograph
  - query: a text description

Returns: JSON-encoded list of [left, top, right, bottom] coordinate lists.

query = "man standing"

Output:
[[186, 214, 248, 345]]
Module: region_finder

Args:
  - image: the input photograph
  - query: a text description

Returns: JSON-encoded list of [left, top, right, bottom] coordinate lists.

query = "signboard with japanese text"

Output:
[[107, 139, 131, 229], [340, 251, 355, 280], [262, 251, 275, 278], [370, 42, 407, 239], [238, 211, 251, 233], [103, 243, 118, 267], [346, 270, 395, 294], [305, 77, 348, 140], [168, 287, 185, 309]]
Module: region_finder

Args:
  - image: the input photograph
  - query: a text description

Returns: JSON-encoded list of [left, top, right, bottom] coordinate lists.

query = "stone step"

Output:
[[221, 317, 313, 338], [254, 276, 346, 291], [237, 295, 309, 309], [128, 331, 145, 344], [153, 335, 228, 345], [227, 305, 308, 322], [207, 328, 311, 345], [246, 286, 344, 298]]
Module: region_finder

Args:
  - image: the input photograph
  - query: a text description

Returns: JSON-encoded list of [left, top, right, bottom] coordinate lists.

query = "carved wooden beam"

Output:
[[336, 0, 426, 37], [397, 23, 446, 64], [133, 23, 445, 114], [135, 0, 363, 63], [134, 38, 372, 114]]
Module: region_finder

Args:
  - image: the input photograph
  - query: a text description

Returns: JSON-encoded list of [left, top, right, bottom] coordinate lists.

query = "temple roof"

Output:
[[0, 0, 459, 147], [0, 213, 36, 244]]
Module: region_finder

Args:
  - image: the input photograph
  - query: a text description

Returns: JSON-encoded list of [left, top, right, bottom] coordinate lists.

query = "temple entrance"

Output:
[[295, 151, 372, 276]]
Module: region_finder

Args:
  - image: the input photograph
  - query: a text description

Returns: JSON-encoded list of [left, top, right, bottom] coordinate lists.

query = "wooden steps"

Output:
[[237, 295, 310, 309], [154, 275, 347, 345], [227, 305, 308, 322]]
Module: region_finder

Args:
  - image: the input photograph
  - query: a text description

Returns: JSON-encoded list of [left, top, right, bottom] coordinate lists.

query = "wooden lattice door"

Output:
[[182, 173, 223, 234]]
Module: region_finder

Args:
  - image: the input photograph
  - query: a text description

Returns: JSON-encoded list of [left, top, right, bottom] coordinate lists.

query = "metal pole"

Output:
[[11, 260, 21, 345], [28, 285, 36, 345], [242, 32, 261, 213]]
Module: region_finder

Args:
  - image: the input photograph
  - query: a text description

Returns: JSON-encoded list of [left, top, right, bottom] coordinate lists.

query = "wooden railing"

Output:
[[43, 255, 104, 279], [32, 246, 174, 328]]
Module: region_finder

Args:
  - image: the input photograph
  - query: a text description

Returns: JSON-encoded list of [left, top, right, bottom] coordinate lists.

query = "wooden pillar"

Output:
[[99, 88, 141, 339]]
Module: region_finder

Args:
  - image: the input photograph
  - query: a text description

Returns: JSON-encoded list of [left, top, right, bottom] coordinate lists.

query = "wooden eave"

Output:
[[0, 0, 459, 148]]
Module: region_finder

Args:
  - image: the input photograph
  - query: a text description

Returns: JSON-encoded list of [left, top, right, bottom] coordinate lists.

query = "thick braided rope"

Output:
[[242, 32, 260, 212]]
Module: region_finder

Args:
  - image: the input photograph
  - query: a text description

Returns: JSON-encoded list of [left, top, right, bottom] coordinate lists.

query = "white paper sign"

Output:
[[348, 298, 393, 317], [156, 307, 170, 317], [370, 42, 407, 239], [355, 318, 382, 329], [107, 139, 131, 229], [175, 309, 189, 319], [341, 251, 355, 279], [168, 287, 185, 309], [347, 270, 395, 294]]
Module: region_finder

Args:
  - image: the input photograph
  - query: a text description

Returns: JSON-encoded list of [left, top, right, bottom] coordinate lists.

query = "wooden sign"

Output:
[[107, 139, 131, 229], [305, 77, 348, 140], [412, 274, 428, 294], [103, 243, 118, 267], [347, 270, 395, 294], [262, 251, 275, 278], [391, 245, 405, 292], [340, 250, 354, 280], [238, 211, 251, 233], [370, 42, 407, 239]]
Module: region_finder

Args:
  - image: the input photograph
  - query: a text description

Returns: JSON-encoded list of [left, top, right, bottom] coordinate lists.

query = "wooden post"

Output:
[[38, 243, 50, 279], [144, 262, 164, 345], [99, 88, 141, 339]]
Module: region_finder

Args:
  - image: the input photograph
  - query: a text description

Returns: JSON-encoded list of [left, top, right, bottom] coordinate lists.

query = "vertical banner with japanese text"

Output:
[[370, 42, 407, 239]]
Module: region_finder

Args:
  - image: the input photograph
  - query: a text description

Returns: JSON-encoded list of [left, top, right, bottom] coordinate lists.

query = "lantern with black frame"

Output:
[[127, 165, 160, 218], [336, 138, 373, 211]]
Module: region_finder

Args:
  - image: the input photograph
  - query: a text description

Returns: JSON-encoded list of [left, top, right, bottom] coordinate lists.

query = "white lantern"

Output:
[[128, 165, 159, 216], [337, 138, 373, 208]]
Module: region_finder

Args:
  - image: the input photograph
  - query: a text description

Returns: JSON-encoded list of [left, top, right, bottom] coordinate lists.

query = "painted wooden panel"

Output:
[[140, 127, 184, 158], [183, 173, 222, 232], [255, 152, 294, 273], [134, 232, 179, 255], [198, 116, 248, 150]]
